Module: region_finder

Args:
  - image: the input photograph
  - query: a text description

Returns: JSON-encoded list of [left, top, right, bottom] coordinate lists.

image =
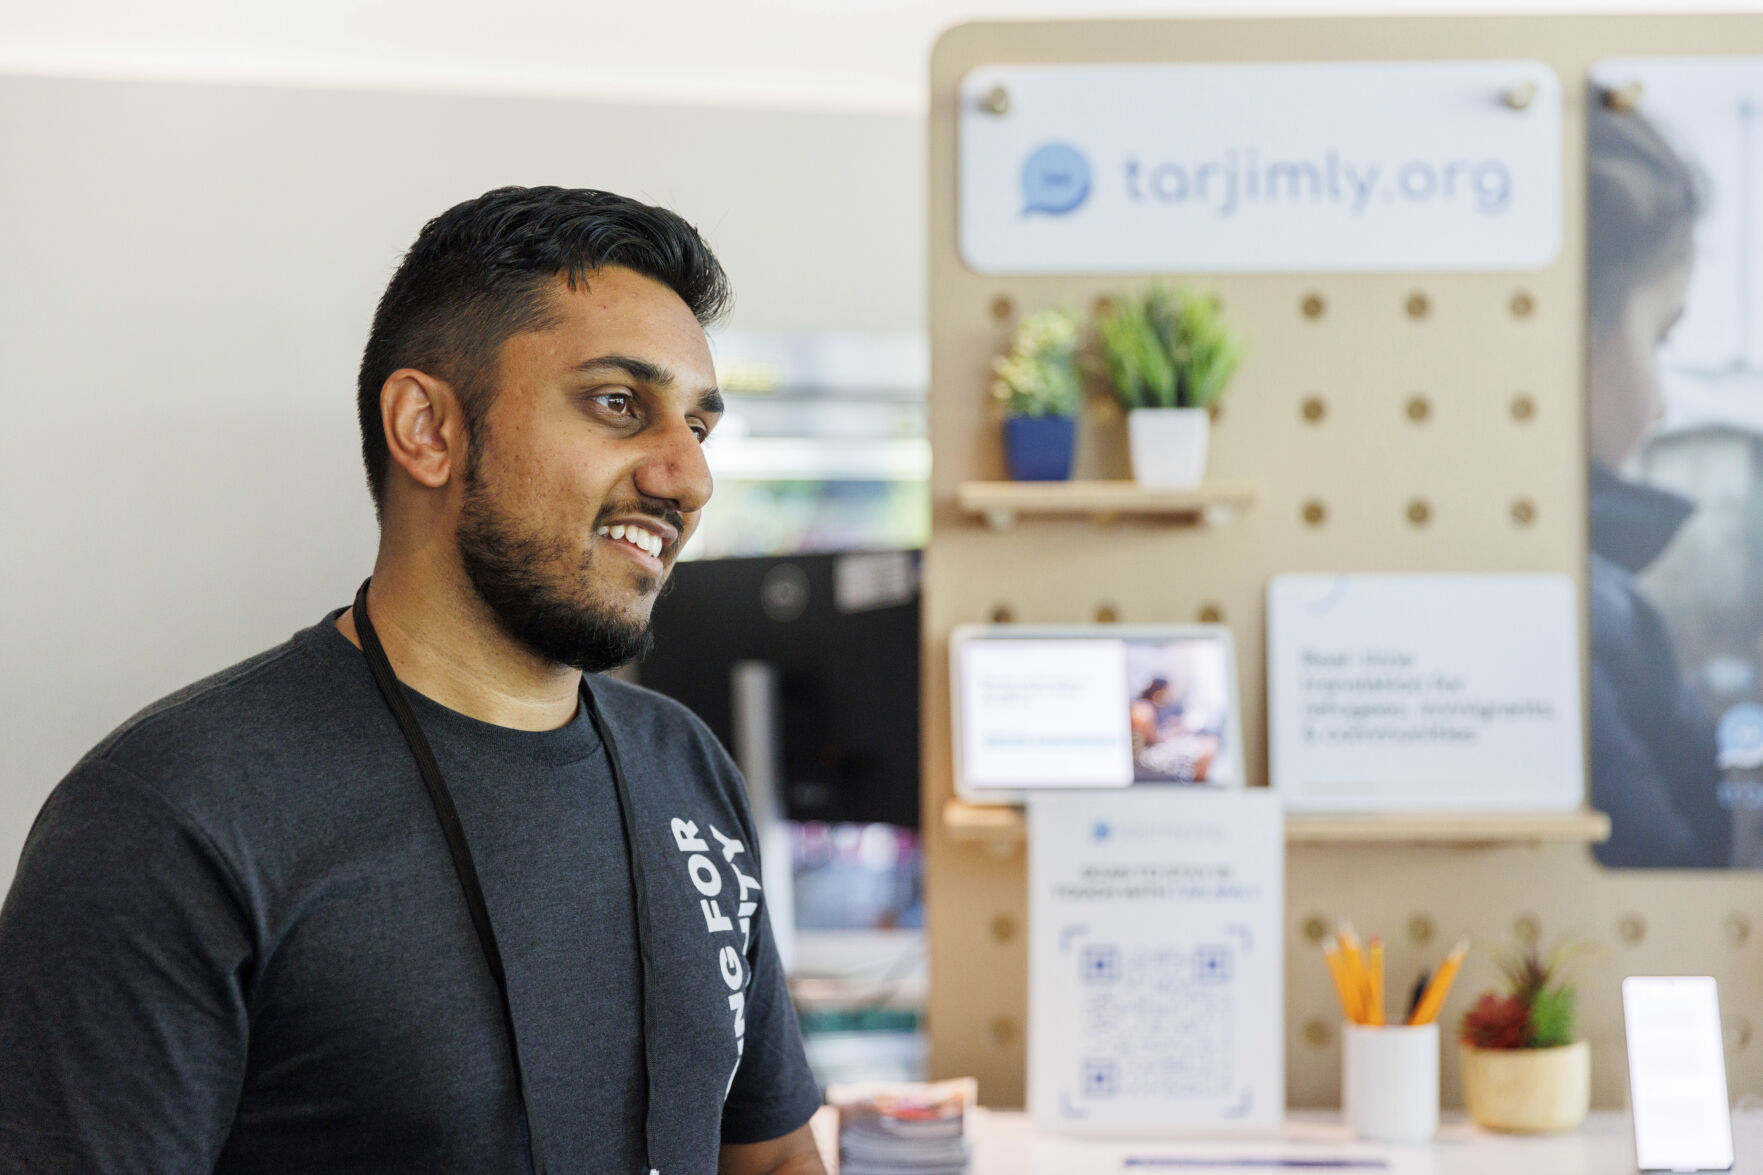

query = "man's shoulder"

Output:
[[81, 620, 350, 804]]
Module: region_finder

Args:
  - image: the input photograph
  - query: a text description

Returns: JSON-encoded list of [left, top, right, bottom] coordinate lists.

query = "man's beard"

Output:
[[455, 442, 657, 674]]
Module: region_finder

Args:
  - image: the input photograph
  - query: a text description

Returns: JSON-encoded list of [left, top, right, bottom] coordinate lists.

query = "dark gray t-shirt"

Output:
[[0, 607, 821, 1173]]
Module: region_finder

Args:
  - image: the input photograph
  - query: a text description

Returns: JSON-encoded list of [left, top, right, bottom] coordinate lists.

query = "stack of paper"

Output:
[[828, 1078, 975, 1174]]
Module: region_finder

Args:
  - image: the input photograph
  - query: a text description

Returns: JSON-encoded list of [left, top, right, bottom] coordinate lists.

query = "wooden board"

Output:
[[923, 13, 1763, 1113]]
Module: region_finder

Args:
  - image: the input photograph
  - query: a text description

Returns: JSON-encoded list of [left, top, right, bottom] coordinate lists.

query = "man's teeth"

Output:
[[596, 524, 664, 557]]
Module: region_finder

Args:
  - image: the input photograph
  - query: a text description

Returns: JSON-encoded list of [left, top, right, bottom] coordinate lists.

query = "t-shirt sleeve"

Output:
[[719, 867, 823, 1145], [0, 757, 252, 1171], [702, 736, 823, 1145]]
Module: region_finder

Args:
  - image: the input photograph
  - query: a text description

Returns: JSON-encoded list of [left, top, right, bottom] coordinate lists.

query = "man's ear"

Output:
[[381, 368, 465, 492]]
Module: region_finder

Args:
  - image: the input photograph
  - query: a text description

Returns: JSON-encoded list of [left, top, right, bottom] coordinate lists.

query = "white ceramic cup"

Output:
[[1342, 1020, 1440, 1143]]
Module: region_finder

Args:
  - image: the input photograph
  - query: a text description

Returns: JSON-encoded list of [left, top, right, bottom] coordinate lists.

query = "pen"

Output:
[[1405, 969, 1430, 1023], [1125, 1159, 1389, 1169]]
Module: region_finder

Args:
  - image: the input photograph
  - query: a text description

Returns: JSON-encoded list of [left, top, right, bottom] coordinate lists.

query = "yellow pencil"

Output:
[[1324, 944, 1360, 1024], [1337, 923, 1369, 1024], [1410, 937, 1469, 1026], [1367, 937, 1386, 1027]]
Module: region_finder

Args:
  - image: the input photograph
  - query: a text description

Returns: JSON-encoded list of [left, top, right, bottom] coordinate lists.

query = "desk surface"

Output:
[[957, 1110, 1760, 1175]]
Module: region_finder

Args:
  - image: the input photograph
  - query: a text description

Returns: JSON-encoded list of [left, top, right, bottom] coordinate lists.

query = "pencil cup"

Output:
[[1342, 1021, 1439, 1143]]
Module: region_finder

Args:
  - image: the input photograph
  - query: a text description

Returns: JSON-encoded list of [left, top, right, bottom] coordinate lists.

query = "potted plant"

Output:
[[990, 307, 1082, 481], [1094, 284, 1244, 488], [1457, 937, 1593, 1134]]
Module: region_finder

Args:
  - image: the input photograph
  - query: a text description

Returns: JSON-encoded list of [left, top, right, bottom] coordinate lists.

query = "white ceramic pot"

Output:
[[1343, 1021, 1440, 1143], [1127, 407, 1210, 489], [1459, 1041, 1590, 1134]]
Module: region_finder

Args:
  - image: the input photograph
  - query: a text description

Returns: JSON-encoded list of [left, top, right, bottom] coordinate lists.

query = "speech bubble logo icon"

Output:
[[1021, 142, 1091, 215]]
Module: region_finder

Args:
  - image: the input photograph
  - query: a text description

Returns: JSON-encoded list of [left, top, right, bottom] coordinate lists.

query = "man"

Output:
[[0, 186, 827, 1173]]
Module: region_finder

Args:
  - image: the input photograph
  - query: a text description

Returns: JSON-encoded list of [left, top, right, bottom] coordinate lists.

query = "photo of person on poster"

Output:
[[1588, 77, 1736, 868]]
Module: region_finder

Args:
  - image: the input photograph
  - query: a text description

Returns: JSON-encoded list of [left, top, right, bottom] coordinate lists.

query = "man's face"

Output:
[[454, 266, 721, 672]]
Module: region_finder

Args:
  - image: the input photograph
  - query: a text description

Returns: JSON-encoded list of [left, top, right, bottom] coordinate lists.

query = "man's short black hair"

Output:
[[356, 185, 731, 525]]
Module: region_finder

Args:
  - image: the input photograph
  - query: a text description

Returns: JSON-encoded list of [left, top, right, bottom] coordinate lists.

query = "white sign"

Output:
[[1267, 573, 1583, 812], [958, 61, 1562, 274], [1029, 790, 1283, 1134], [959, 638, 1135, 789]]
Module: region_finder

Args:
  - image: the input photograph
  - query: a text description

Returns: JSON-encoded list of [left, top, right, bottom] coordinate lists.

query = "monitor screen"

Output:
[[634, 551, 920, 828]]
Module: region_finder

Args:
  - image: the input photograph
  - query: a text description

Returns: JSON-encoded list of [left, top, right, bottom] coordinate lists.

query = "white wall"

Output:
[[5, 0, 1753, 112], [0, 74, 923, 887]]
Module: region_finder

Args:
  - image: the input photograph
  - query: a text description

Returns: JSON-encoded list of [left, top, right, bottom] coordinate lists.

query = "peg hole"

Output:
[[1513, 914, 1541, 945]]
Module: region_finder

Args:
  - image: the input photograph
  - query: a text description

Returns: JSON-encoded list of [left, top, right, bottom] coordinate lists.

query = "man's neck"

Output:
[[334, 561, 584, 732]]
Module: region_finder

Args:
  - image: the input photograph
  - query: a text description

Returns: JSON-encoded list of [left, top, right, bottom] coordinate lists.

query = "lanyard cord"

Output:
[[350, 576, 659, 1175]]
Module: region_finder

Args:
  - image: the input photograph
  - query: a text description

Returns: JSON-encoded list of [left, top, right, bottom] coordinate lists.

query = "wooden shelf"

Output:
[[1286, 808, 1611, 845], [942, 799, 1610, 848], [956, 479, 1257, 530]]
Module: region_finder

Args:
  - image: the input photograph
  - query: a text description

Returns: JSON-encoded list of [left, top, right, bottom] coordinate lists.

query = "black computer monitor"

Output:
[[634, 550, 921, 828]]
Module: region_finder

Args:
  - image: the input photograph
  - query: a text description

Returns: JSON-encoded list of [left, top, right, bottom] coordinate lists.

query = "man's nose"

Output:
[[632, 417, 713, 515]]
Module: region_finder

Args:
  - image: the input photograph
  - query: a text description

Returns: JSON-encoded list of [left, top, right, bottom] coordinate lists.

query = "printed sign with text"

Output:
[[1028, 789, 1284, 1134], [958, 61, 1562, 274], [1267, 573, 1583, 811]]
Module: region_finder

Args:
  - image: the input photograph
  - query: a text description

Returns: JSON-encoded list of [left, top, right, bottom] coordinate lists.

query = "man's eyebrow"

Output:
[[567, 354, 673, 387], [568, 354, 721, 416]]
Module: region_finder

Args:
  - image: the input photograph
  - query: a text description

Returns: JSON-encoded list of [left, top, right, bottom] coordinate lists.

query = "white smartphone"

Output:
[[1623, 976, 1735, 1172]]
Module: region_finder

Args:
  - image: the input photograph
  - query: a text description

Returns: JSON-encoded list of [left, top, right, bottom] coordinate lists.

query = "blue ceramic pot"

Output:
[[1004, 415, 1076, 481]]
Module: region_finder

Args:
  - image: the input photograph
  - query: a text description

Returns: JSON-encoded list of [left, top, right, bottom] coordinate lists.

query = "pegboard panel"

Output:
[[923, 13, 1763, 1111]]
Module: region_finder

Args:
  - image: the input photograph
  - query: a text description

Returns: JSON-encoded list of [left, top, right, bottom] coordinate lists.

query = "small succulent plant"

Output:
[[989, 307, 1083, 419], [1093, 283, 1244, 412], [1459, 937, 1590, 1050]]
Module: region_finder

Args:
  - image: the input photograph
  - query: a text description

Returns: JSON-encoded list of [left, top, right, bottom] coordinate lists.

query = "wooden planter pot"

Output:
[[1459, 1040, 1590, 1133]]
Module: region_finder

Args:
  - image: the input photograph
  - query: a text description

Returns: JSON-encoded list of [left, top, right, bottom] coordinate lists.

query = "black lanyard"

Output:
[[351, 576, 663, 1175]]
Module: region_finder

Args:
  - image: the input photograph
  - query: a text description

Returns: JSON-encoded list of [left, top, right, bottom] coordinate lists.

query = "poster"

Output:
[[1586, 59, 1763, 868]]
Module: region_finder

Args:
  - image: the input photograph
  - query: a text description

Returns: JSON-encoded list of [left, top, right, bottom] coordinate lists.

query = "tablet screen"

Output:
[[955, 628, 1240, 792], [1624, 976, 1734, 1172]]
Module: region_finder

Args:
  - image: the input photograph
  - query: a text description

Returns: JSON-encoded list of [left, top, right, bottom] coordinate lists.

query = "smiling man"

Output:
[[0, 187, 826, 1174]]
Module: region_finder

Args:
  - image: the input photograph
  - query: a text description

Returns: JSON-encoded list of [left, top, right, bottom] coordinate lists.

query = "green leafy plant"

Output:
[[1093, 284, 1244, 412], [989, 307, 1083, 419], [1459, 936, 1592, 1050]]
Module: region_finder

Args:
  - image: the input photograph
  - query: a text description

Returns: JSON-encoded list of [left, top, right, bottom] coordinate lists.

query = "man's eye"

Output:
[[594, 391, 636, 416]]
